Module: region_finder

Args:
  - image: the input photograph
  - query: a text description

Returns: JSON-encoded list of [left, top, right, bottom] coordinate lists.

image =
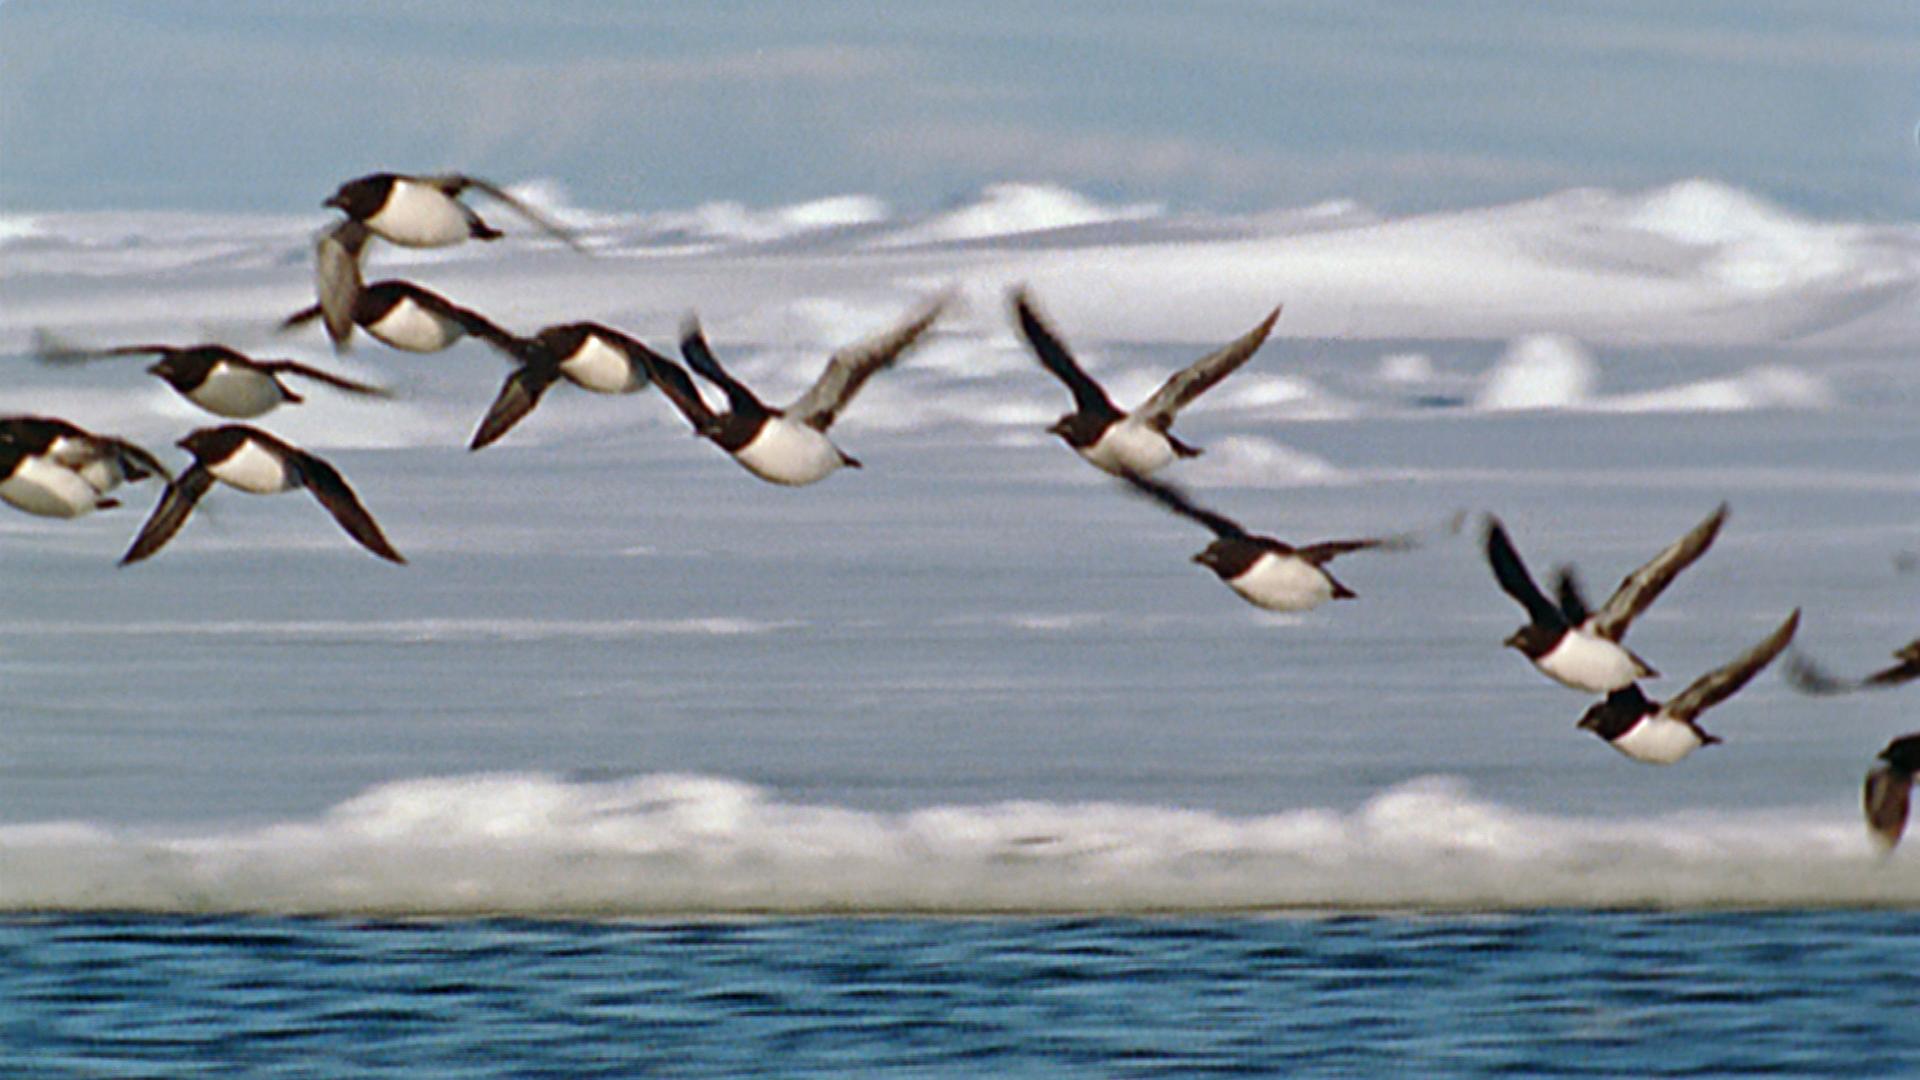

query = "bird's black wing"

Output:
[[1011, 288, 1122, 421], [439, 174, 590, 252], [120, 465, 214, 566], [315, 219, 371, 351], [288, 450, 406, 564], [1135, 305, 1281, 428], [679, 318, 769, 420], [1591, 503, 1729, 641], [1484, 517, 1566, 630], [469, 361, 563, 451], [1553, 566, 1593, 626], [788, 295, 948, 431], [1120, 470, 1248, 541], [1664, 609, 1799, 722], [260, 359, 392, 398]]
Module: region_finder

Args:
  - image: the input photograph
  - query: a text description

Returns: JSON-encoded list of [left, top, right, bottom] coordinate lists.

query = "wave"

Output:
[[4, 773, 1914, 916]]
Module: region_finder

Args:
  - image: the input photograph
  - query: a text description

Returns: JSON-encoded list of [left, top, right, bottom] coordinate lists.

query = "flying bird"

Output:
[[1121, 470, 1402, 612], [1485, 504, 1728, 693], [0, 416, 169, 518], [33, 334, 389, 418], [324, 172, 586, 251], [633, 298, 947, 486], [1576, 609, 1799, 764], [1011, 287, 1279, 476], [282, 278, 527, 359], [1864, 733, 1920, 852], [121, 425, 404, 565], [1784, 636, 1920, 696], [468, 322, 661, 451]]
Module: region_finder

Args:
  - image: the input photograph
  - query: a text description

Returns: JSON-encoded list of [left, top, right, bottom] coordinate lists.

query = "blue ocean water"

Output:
[[5, 913, 1919, 1077]]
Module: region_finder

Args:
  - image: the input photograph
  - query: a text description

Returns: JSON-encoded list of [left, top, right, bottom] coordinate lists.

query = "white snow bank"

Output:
[[3, 772, 1912, 915], [880, 182, 1161, 246], [1598, 364, 1835, 413], [1625, 178, 1861, 292], [1473, 334, 1598, 411], [637, 194, 890, 246]]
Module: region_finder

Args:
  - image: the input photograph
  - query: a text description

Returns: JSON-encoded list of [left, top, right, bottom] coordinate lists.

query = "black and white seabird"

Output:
[[468, 322, 662, 450], [1121, 470, 1399, 612], [1576, 609, 1799, 765], [120, 425, 404, 565], [633, 298, 947, 486], [324, 172, 586, 251], [34, 334, 389, 419], [282, 277, 525, 359], [1864, 733, 1920, 852], [1011, 288, 1279, 477], [1486, 504, 1728, 693], [1784, 636, 1920, 696], [0, 416, 170, 518]]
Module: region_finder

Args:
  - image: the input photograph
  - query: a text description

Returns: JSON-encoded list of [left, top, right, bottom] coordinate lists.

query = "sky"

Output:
[[1, 2, 1917, 220]]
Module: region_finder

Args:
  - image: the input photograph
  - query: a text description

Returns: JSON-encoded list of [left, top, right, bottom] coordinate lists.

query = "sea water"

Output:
[[6, 914, 1919, 1076]]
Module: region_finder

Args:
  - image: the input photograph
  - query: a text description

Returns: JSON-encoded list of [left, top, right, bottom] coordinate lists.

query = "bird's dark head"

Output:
[[1577, 685, 1651, 740], [1881, 734, 1920, 775], [1504, 624, 1556, 658], [146, 357, 184, 387], [323, 174, 385, 217], [1048, 413, 1103, 449], [1191, 542, 1233, 577]]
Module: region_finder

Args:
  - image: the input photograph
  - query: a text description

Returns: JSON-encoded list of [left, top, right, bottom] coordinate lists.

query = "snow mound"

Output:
[[1600, 364, 1835, 413], [881, 183, 1161, 246], [1473, 334, 1598, 411], [1626, 179, 1810, 247], [1375, 352, 1435, 384], [664, 195, 889, 244], [1625, 179, 1858, 292]]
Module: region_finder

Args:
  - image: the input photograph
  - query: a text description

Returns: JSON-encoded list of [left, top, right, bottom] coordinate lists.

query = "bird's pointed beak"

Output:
[[1502, 630, 1524, 650]]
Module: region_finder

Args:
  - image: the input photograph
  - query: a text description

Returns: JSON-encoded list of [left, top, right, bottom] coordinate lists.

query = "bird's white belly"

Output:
[[190, 365, 284, 418], [560, 337, 645, 394], [733, 419, 843, 486], [1080, 420, 1175, 477], [1608, 714, 1704, 765], [1537, 629, 1641, 693], [366, 182, 469, 247], [2, 457, 103, 517], [367, 298, 464, 353], [210, 440, 294, 494], [1228, 552, 1335, 612], [48, 436, 123, 493]]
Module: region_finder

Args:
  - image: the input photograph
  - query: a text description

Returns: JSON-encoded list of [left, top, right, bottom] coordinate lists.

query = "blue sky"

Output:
[[2, 1, 1916, 219]]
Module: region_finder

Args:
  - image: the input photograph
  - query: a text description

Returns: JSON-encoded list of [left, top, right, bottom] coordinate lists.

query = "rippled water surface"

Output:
[[5, 914, 1918, 1077]]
